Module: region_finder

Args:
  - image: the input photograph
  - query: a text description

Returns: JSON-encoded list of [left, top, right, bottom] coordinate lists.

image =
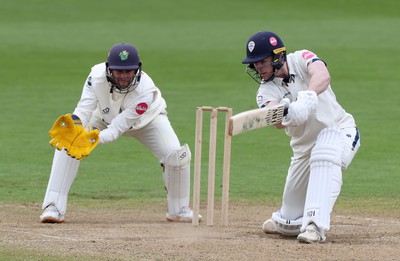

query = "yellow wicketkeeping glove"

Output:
[[67, 126, 100, 160], [49, 114, 83, 151]]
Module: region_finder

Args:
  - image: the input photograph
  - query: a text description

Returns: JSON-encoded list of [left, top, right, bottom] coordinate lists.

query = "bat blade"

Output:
[[228, 104, 287, 136]]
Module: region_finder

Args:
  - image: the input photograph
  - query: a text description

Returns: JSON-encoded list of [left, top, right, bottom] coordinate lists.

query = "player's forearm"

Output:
[[73, 83, 98, 126], [72, 109, 92, 127], [99, 112, 138, 144], [307, 73, 330, 95], [99, 128, 119, 144], [73, 97, 97, 126]]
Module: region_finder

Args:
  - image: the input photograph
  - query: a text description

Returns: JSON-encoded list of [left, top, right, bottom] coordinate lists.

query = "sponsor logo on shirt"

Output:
[[135, 102, 148, 115], [86, 76, 92, 88], [302, 51, 316, 59]]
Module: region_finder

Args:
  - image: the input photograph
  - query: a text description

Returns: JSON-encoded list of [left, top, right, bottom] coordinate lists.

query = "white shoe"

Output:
[[40, 204, 64, 223], [166, 206, 202, 223], [261, 219, 279, 234], [297, 223, 326, 243]]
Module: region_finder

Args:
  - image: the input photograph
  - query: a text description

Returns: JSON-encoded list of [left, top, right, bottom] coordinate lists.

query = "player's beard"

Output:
[[115, 76, 133, 90]]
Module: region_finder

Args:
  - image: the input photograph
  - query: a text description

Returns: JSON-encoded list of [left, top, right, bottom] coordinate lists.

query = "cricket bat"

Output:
[[228, 104, 288, 136]]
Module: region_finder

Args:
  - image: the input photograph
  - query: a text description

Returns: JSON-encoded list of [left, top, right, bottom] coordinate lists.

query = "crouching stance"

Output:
[[242, 31, 360, 243], [40, 43, 200, 223]]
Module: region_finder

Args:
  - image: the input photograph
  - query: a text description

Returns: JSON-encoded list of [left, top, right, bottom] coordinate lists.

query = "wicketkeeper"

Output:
[[40, 43, 200, 223], [242, 31, 361, 243]]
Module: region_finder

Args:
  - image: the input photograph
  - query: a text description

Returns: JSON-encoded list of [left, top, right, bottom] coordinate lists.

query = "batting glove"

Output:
[[282, 91, 318, 127]]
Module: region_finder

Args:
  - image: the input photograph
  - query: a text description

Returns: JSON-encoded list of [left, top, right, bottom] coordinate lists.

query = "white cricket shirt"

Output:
[[73, 63, 166, 144], [255, 50, 356, 156]]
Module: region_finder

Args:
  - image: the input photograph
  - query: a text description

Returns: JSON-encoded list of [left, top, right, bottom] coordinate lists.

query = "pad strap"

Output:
[[271, 211, 302, 236]]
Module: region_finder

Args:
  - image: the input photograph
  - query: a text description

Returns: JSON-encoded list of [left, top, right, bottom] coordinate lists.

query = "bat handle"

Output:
[[283, 107, 289, 116]]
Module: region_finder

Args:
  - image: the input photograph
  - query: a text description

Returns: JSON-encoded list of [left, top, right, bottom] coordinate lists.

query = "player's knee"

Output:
[[164, 144, 191, 168]]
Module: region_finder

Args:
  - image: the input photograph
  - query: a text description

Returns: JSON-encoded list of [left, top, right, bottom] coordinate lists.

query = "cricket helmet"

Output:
[[242, 31, 287, 83], [106, 43, 142, 93]]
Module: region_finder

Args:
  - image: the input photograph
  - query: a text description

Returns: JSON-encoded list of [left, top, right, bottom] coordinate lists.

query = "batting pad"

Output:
[[42, 149, 80, 214], [163, 144, 191, 216], [302, 128, 343, 232]]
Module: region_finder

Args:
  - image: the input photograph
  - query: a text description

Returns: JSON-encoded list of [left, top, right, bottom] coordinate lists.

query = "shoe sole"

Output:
[[40, 217, 65, 223], [165, 217, 193, 223], [297, 235, 324, 244]]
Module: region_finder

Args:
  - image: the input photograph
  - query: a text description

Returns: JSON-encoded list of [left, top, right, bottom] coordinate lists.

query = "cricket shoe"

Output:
[[261, 219, 279, 234], [40, 204, 65, 223], [166, 206, 202, 223], [297, 223, 326, 243]]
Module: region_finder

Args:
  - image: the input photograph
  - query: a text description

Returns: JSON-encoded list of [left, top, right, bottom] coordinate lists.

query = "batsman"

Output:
[[242, 31, 361, 243], [40, 43, 199, 223]]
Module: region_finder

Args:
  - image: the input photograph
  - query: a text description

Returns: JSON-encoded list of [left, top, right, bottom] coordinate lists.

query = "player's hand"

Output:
[[49, 114, 83, 151], [282, 91, 318, 127], [67, 126, 100, 160]]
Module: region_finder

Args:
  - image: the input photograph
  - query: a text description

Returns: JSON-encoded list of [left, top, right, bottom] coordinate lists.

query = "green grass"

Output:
[[1, 1, 399, 260], [1, 0, 399, 221]]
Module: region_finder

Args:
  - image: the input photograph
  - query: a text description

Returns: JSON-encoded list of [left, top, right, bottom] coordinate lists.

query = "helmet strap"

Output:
[[271, 52, 286, 71]]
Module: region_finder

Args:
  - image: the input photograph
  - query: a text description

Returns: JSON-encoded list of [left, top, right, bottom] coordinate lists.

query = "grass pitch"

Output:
[[0, 0, 399, 228], [1, 0, 399, 260]]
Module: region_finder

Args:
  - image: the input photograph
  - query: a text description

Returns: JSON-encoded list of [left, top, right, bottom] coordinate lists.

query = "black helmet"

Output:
[[106, 43, 142, 93], [242, 31, 286, 84]]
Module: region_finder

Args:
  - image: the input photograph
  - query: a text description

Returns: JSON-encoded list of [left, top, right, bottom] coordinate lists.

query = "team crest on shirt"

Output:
[[135, 102, 148, 115], [248, 41, 255, 52]]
